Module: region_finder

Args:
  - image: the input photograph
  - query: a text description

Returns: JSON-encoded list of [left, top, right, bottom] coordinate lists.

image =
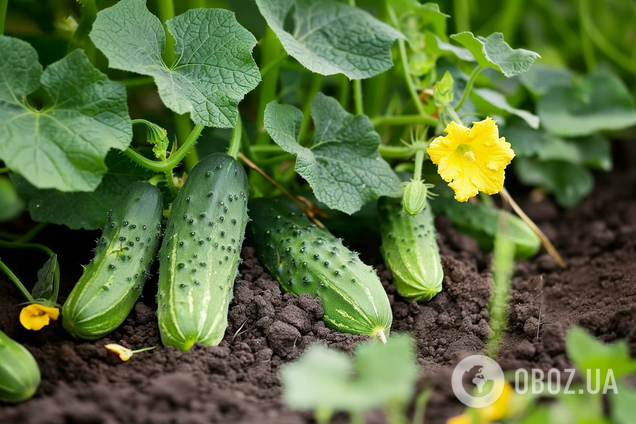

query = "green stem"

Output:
[[68, 0, 98, 63], [299, 74, 324, 143], [371, 114, 438, 127], [413, 149, 425, 181], [353, 79, 364, 115], [174, 114, 199, 172], [164, 170, 178, 197], [445, 104, 463, 124], [15, 223, 48, 244], [0, 0, 8, 35], [0, 232, 19, 240], [455, 65, 483, 111], [497, 0, 522, 45], [125, 124, 204, 172], [256, 28, 285, 145], [338, 74, 351, 111], [579, 0, 596, 72], [0, 240, 55, 257], [454, 0, 470, 33], [156, 0, 176, 67], [227, 115, 243, 159], [119, 77, 155, 88], [378, 145, 415, 159], [0, 167, 8, 174], [251, 145, 283, 154], [189, 0, 207, 8], [241, 125, 256, 162], [387, 4, 428, 117], [260, 52, 288, 78], [580, 0, 636, 75], [131, 345, 158, 354], [411, 388, 433, 424], [0, 258, 36, 303]]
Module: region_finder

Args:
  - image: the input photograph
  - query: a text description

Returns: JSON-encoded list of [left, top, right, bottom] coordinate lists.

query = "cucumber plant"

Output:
[[62, 182, 163, 340], [248, 198, 392, 342], [0, 329, 40, 403]]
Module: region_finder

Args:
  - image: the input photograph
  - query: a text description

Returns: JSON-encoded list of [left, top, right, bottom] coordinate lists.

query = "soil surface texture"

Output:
[[1, 146, 635, 424]]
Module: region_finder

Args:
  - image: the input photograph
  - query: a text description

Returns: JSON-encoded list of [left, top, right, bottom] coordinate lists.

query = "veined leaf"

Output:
[[0, 36, 131, 192], [264, 93, 401, 215], [91, 0, 260, 128], [391, 1, 448, 50], [473, 88, 540, 129], [425, 33, 474, 62], [450, 32, 540, 77], [255, 0, 404, 79], [32, 255, 58, 302], [12, 152, 155, 230], [537, 71, 636, 137]]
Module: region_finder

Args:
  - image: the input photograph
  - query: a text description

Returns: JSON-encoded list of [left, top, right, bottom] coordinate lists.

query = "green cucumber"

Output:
[[0, 329, 40, 403], [431, 197, 541, 259], [157, 153, 249, 351], [378, 196, 443, 302], [62, 182, 163, 340], [248, 198, 392, 342]]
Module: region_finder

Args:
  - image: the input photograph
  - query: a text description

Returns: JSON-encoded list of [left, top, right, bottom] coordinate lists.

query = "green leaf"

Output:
[[391, 1, 448, 50], [519, 64, 574, 97], [281, 334, 418, 413], [12, 152, 155, 230], [473, 88, 540, 129], [425, 33, 474, 62], [566, 327, 636, 391], [91, 0, 260, 128], [264, 93, 401, 215], [610, 383, 636, 424], [255, 0, 404, 79], [0, 176, 24, 222], [537, 71, 636, 137], [32, 255, 58, 302], [450, 32, 540, 77], [0, 36, 132, 192], [515, 159, 594, 208]]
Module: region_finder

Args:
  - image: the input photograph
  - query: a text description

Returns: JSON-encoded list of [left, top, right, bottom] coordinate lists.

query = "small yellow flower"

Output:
[[427, 117, 514, 202], [104, 344, 133, 361], [19, 304, 60, 331]]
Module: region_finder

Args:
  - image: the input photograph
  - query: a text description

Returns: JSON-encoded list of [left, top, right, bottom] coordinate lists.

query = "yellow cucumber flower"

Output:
[[446, 381, 516, 424], [19, 304, 60, 331], [427, 117, 514, 202], [104, 344, 133, 362]]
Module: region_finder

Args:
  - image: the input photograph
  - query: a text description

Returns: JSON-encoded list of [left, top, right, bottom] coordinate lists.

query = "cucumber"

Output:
[[378, 196, 443, 302], [157, 153, 249, 351], [248, 198, 392, 342], [62, 182, 163, 340], [431, 197, 541, 259], [0, 330, 40, 403]]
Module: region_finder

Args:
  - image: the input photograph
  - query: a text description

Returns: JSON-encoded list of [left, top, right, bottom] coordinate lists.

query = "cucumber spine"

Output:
[[378, 196, 443, 302], [248, 198, 392, 341], [62, 182, 163, 340], [157, 153, 249, 351]]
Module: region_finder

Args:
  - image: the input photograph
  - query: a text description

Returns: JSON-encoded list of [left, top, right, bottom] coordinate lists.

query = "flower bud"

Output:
[[434, 71, 454, 107]]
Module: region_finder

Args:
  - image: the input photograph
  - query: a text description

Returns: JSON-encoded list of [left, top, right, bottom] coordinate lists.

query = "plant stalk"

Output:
[[68, 0, 98, 63], [0, 258, 35, 303], [455, 65, 483, 111], [353, 79, 364, 115], [0, 0, 8, 35], [227, 115, 243, 159], [371, 114, 438, 128], [156, 0, 176, 67]]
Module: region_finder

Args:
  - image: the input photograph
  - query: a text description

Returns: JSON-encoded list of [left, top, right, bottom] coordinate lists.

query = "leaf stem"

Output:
[[453, 0, 471, 33], [444, 104, 463, 124], [227, 114, 243, 159], [299, 74, 324, 143], [251, 145, 283, 154], [164, 170, 178, 197], [338, 74, 351, 111], [353, 79, 364, 115], [257, 28, 286, 145], [156, 0, 176, 67], [578, 0, 596, 73], [174, 114, 199, 172], [260, 51, 288, 78], [455, 65, 483, 111], [0, 0, 8, 35], [0, 258, 36, 303], [378, 145, 415, 159], [68, 0, 98, 63], [124, 124, 204, 172], [371, 114, 438, 127], [0, 239, 55, 257], [15, 222, 48, 244]]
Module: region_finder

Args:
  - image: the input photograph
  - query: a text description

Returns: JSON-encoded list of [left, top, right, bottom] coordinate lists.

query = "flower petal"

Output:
[[19, 304, 59, 331]]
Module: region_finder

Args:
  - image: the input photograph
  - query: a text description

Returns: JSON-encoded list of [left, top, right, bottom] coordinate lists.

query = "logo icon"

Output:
[[451, 355, 505, 408]]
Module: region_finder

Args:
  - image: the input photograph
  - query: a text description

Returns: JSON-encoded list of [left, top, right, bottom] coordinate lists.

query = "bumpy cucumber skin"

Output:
[[157, 153, 249, 351], [378, 197, 443, 302], [248, 198, 392, 340], [62, 182, 163, 340], [0, 330, 40, 403]]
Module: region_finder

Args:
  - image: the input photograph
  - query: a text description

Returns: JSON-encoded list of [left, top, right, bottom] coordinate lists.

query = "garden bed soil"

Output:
[[1, 146, 635, 424]]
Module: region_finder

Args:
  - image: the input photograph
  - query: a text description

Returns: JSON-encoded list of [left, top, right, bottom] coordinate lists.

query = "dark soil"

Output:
[[1, 149, 635, 424]]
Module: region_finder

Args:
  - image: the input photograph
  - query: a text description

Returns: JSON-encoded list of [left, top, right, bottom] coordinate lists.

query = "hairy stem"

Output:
[[227, 115, 243, 159]]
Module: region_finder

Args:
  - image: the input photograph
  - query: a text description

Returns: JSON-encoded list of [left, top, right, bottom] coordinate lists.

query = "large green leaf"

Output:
[[450, 32, 540, 77], [255, 0, 404, 79], [281, 334, 418, 413], [0, 176, 24, 222], [537, 71, 636, 137], [391, 1, 448, 50], [519, 64, 574, 97], [515, 158, 594, 208], [91, 0, 260, 128], [12, 152, 155, 230], [264, 93, 401, 214], [0, 36, 131, 192]]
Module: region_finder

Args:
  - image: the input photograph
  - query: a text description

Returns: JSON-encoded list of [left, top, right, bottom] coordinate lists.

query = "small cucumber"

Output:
[[0, 330, 40, 403], [248, 198, 392, 342], [378, 196, 443, 302], [157, 153, 249, 351], [62, 182, 163, 340], [431, 197, 541, 259]]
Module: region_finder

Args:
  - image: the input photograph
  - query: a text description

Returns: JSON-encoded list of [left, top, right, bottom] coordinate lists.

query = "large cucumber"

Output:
[[157, 153, 249, 351], [62, 182, 163, 340], [0, 329, 40, 403], [378, 196, 443, 302], [248, 198, 392, 342]]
